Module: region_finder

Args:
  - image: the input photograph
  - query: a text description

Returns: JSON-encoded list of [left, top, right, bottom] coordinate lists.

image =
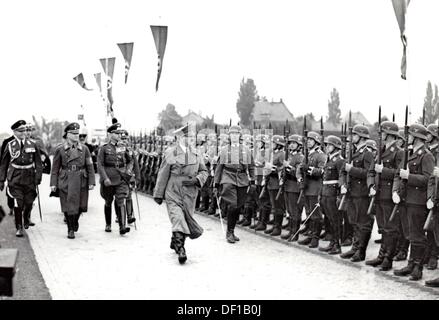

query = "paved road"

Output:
[[7, 175, 439, 299]]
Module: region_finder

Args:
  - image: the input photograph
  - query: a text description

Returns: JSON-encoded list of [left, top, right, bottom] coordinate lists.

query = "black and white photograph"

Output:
[[1, 0, 439, 304]]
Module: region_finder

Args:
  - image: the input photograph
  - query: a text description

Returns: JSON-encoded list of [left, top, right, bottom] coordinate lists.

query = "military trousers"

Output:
[[284, 191, 304, 222], [321, 195, 341, 241], [407, 204, 428, 248], [100, 182, 129, 207]]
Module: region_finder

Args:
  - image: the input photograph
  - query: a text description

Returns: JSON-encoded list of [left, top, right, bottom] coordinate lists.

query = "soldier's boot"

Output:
[[232, 228, 240, 242], [126, 199, 136, 224], [319, 240, 335, 252], [394, 252, 415, 277], [426, 243, 438, 270], [328, 240, 342, 255], [340, 233, 359, 259], [174, 232, 187, 264], [309, 220, 322, 249], [380, 236, 398, 271], [425, 277, 439, 287], [226, 230, 236, 244], [264, 214, 275, 234], [287, 220, 300, 242], [207, 199, 217, 215], [267, 213, 274, 225], [255, 208, 268, 231], [298, 221, 313, 246], [270, 212, 283, 237], [66, 214, 75, 239], [22, 205, 30, 229], [341, 237, 353, 247], [250, 211, 259, 229], [394, 237, 410, 261], [409, 263, 423, 281], [199, 196, 210, 212], [282, 218, 295, 239], [73, 213, 80, 232], [104, 205, 112, 232], [409, 246, 425, 281], [366, 243, 386, 267], [118, 205, 131, 235], [351, 232, 370, 262], [298, 220, 309, 235], [14, 207, 24, 237]]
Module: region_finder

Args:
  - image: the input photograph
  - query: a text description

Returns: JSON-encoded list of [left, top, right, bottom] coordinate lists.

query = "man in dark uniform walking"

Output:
[[97, 122, 132, 235], [392, 124, 434, 281], [214, 125, 255, 243], [0, 120, 43, 237], [1, 129, 17, 216], [50, 123, 96, 239]]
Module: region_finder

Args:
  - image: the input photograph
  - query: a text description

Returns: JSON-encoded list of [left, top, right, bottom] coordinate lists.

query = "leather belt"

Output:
[[11, 163, 34, 169], [62, 165, 84, 171], [224, 167, 246, 173], [323, 180, 339, 185], [105, 163, 126, 168]]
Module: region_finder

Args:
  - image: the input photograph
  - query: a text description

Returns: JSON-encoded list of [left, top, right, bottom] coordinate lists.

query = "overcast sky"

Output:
[[1, 0, 438, 134]]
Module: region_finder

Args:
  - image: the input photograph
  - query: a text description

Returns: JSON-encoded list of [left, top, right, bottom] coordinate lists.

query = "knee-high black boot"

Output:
[[66, 214, 75, 239], [104, 205, 112, 232], [14, 207, 24, 237], [126, 198, 136, 224], [116, 204, 130, 235]]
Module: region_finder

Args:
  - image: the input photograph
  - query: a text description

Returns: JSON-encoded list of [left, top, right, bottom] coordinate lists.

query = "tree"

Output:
[[327, 88, 341, 126], [418, 81, 438, 125], [236, 78, 258, 126], [158, 103, 183, 131]]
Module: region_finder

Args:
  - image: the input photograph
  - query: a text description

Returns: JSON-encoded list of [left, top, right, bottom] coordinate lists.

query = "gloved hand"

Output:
[[182, 177, 200, 187], [0, 181, 5, 191], [374, 163, 383, 173], [340, 185, 347, 195], [154, 197, 163, 205], [104, 178, 112, 187], [306, 166, 315, 176], [369, 185, 376, 197], [399, 168, 409, 180], [392, 191, 400, 204], [427, 198, 435, 210], [345, 162, 353, 173]]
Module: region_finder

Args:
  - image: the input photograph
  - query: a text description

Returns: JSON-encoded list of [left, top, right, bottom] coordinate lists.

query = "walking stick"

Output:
[[215, 195, 225, 236], [134, 187, 141, 221], [290, 203, 320, 241], [36, 185, 42, 222]]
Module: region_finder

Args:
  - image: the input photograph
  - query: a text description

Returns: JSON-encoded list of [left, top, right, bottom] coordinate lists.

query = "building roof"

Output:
[[252, 100, 294, 123], [342, 111, 371, 127], [182, 111, 204, 125]]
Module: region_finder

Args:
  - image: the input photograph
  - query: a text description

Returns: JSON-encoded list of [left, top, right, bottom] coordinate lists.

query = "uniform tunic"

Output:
[[50, 142, 95, 215], [154, 145, 208, 235], [284, 150, 305, 222]]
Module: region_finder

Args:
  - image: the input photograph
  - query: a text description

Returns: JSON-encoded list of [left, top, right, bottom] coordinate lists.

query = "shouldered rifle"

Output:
[[390, 105, 409, 222], [424, 117, 439, 231], [297, 116, 308, 205], [338, 111, 352, 211], [259, 124, 273, 199], [367, 106, 382, 216], [341, 123, 347, 159], [276, 122, 289, 200]]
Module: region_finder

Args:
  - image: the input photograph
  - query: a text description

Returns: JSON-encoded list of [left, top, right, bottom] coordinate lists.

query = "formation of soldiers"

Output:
[[3, 110, 439, 285]]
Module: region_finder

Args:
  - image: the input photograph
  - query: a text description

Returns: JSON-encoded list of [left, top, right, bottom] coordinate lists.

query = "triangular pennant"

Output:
[[99, 58, 116, 113], [391, 0, 410, 80], [93, 73, 102, 92], [73, 73, 93, 91], [150, 25, 168, 91], [117, 43, 134, 84]]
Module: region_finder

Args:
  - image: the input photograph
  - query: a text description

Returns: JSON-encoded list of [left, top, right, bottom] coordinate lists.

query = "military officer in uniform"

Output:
[[240, 133, 257, 227], [253, 134, 272, 231], [214, 125, 255, 243], [120, 130, 140, 225], [318, 135, 345, 254], [422, 123, 439, 270], [339, 125, 374, 262], [263, 135, 286, 237], [297, 131, 326, 248], [0, 120, 43, 237], [1, 129, 18, 217], [393, 124, 434, 281], [50, 123, 96, 239], [281, 134, 304, 241], [153, 124, 208, 264], [97, 122, 132, 235], [366, 121, 404, 270]]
